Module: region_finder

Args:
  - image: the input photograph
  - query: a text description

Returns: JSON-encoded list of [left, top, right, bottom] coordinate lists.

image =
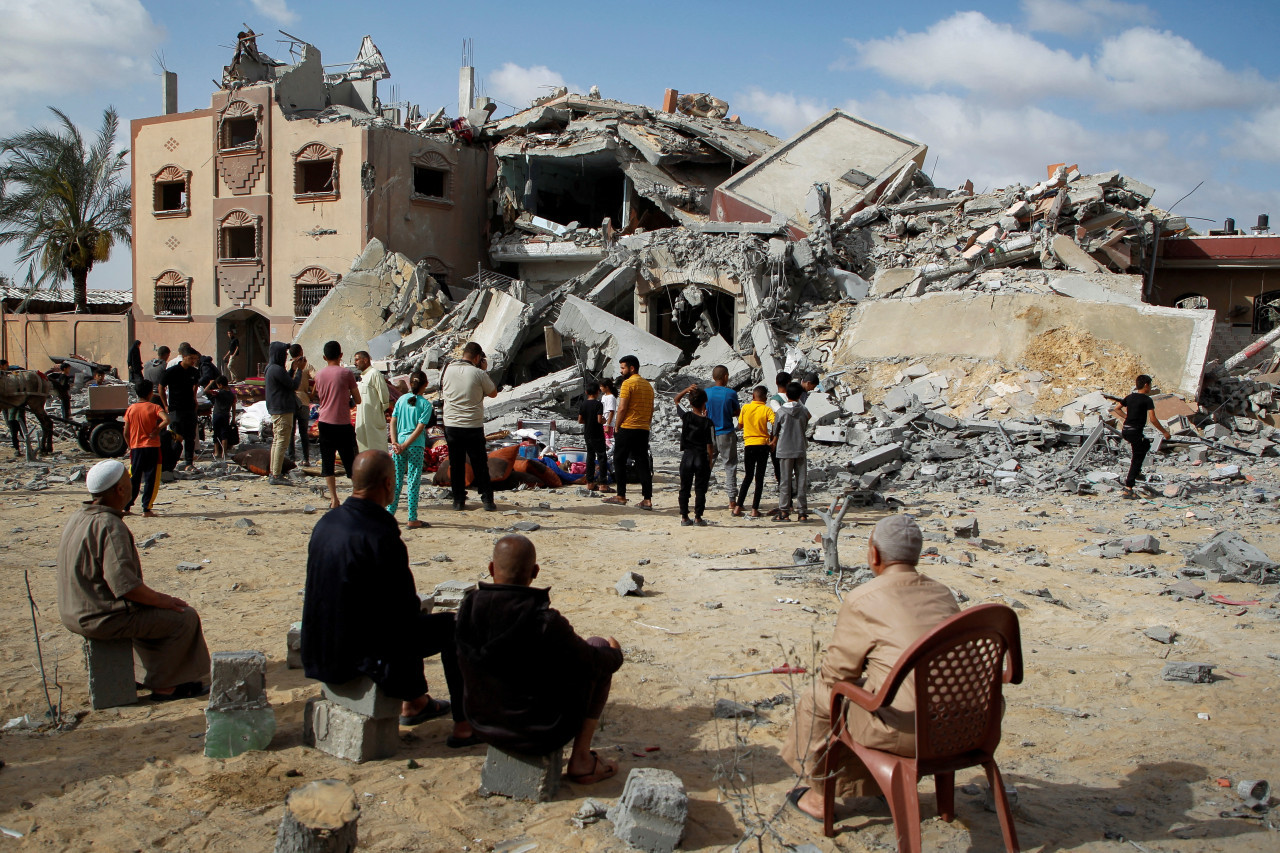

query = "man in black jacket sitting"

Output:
[[456, 534, 625, 783], [302, 450, 475, 743]]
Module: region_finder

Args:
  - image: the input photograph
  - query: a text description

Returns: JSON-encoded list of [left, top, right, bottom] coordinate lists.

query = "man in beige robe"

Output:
[[782, 514, 959, 821], [57, 460, 211, 700], [354, 350, 389, 454]]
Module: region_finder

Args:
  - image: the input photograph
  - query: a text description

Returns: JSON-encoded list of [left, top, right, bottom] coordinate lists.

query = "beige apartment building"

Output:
[[131, 34, 490, 376]]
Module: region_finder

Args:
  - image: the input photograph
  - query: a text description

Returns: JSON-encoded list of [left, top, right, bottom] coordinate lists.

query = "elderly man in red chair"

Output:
[[781, 514, 961, 823]]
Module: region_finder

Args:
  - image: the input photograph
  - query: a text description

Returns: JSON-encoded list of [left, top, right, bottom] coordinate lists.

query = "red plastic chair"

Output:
[[821, 603, 1023, 851]]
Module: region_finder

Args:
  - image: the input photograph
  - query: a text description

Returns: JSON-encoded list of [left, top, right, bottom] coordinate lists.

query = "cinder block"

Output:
[[286, 622, 302, 669], [204, 707, 277, 758], [303, 696, 399, 763], [607, 768, 688, 853], [322, 676, 400, 720], [848, 442, 903, 475], [83, 637, 137, 710], [479, 745, 563, 802], [209, 650, 268, 711]]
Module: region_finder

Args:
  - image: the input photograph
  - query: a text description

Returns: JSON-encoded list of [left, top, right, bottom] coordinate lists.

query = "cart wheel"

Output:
[[89, 422, 127, 458], [76, 426, 93, 454]]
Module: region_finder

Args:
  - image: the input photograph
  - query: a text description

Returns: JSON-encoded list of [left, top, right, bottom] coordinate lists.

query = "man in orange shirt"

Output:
[[124, 379, 169, 517]]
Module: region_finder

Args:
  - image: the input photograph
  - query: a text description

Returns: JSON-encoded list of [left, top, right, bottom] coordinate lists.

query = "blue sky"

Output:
[[1, 0, 1277, 293]]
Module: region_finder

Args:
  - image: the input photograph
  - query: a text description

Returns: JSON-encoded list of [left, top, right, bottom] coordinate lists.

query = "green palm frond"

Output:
[[0, 106, 131, 311]]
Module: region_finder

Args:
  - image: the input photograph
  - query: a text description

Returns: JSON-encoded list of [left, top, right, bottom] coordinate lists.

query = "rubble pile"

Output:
[[272, 83, 1280, 507]]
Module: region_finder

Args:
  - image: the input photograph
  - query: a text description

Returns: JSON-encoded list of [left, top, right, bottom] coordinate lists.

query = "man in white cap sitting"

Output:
[[56, 460, 211, 701], [781, 513, 960, 823]]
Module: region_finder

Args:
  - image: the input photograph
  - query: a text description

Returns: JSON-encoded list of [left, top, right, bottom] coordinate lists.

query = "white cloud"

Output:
[[487, 63, 576, 111], [248, 0, 297, 26], [1095, 27, 1274, 111], [852, 12, 1096, 104], [735, 88, 828, 137], [848, 12, 1277, 114], [0, 0, 164, 94], [1022, 0, 1154, 37], [1228, 106, 1280, 162]]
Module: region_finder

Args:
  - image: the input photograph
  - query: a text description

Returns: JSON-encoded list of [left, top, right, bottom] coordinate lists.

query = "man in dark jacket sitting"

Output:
[[456, 534, 625, 783], [302, 450, 475, 742]]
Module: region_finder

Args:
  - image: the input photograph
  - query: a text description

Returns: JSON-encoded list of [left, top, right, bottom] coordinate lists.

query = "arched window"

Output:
[[219, 210, 261, 261], [411, 150, 453, 203], [293, 142, 340, 199], [152, 165, 191, 217], [219, 100, 260, 152], [1255, 290, 1280, 334], [153, 270, 192, 317], [293, 266, 339, 318]]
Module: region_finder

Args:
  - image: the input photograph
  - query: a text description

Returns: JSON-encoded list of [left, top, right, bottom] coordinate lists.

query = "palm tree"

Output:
[[0, 107, 131, 313]]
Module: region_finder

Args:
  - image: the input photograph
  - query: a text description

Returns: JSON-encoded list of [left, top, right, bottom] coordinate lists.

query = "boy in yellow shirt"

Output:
[[734, 386, 776, 518]]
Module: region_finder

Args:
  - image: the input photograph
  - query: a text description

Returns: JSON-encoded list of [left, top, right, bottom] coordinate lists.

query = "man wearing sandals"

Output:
[[604, 355, 654, 510], [456, 535, 625, 784], [302, 451, 476, 743], [781, 515, 958, 822], [57, 460, 211, 702]]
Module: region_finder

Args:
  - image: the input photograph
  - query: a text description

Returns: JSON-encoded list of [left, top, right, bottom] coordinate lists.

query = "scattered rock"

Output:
[[616, 572, 645, 597]]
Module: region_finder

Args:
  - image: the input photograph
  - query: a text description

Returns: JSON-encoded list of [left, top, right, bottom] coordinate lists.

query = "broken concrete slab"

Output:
[[1186, 531, 1279, 584], [1050, 235, 1105, 273], [684, 335, 753, 387], [470, 289, 531, 379], [833, 291, 1215, 399], [711, 109, 927, 233], [802, 391, 842, 426], [848, 443, 903, 475], [485, 365, 584, 420], [554, 295, 683, 380]]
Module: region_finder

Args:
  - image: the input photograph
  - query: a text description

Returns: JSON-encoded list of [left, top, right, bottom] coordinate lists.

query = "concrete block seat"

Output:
[[480, 745, 564, 802], [83, 637, 138, 710], [303, 676, 399, 763]]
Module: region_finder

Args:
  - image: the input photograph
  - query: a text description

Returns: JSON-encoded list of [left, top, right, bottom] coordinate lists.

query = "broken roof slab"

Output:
[[711, 109, 927, 233], [490, 241, 608, 264]]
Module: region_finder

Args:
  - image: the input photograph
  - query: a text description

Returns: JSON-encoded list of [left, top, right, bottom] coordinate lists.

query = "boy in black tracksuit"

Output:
[[1110, 373, 1170, 498], [577, 382, 610, 491], [673, 384, 716, 526]]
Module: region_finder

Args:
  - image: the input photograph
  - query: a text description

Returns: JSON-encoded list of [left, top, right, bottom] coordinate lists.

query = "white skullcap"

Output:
[[86, 459, 126, 495], [871, 514, 924, 565]]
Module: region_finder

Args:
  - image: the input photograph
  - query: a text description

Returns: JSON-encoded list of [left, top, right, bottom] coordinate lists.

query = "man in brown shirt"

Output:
[[57, 460, 211, 700], [782, 514, 959, 821]]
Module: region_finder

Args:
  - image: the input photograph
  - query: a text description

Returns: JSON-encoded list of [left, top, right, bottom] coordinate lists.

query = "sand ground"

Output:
[[0, 441, 1277, 852]]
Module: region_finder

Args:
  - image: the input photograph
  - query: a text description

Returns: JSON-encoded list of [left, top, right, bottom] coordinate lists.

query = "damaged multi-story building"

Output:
[[130, 31, 489, 375]]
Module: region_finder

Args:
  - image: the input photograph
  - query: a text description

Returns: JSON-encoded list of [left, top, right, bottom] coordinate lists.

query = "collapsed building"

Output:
[[131, 33, 1277, 488]]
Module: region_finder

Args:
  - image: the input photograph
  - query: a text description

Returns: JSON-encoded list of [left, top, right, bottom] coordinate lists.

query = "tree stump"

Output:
[[815, 493, 855, 576], [274, 780, 359, 853]]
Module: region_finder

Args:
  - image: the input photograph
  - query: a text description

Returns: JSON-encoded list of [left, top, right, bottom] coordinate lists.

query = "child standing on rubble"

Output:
[[735, 386, 775, 518], [1110, 374, 1170, 499], [772, 381, 811, 522], [578, 382, 610, 491], [673, 384, 716, 526], [599, 378, 618, 449]]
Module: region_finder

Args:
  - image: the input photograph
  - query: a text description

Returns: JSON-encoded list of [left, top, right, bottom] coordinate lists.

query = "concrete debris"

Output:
[[616, 572, 645, 597], [1161, 662, 1215, 683], [1185, 531, 1279, 584], [607, 768, 688, 853]]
